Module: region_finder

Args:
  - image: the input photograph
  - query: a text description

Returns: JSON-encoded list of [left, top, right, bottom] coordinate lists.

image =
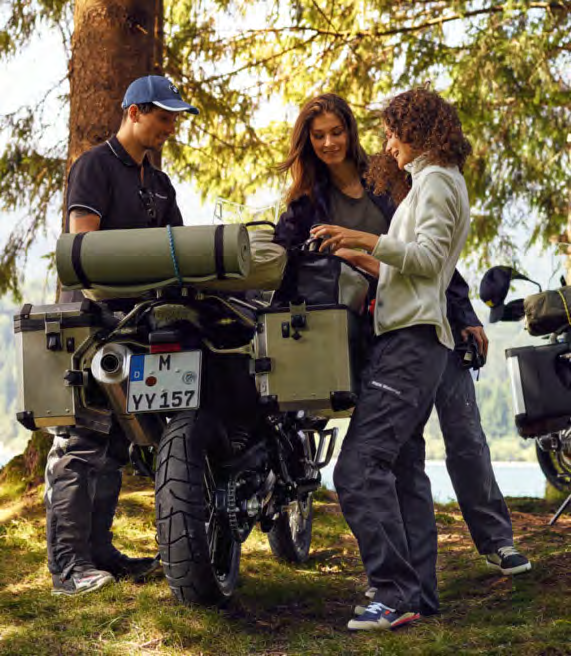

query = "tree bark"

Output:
[[67, 0, 164, 170]]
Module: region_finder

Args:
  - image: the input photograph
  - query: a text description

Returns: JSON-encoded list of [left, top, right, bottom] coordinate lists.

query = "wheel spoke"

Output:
[[206, 507, 216, 544], [208, 518, 219, 564], [203, 457, 216, 503]]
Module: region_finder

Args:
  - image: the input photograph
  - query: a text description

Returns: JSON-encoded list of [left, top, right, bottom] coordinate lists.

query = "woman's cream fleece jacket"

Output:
[[371, 156, 471, 349]]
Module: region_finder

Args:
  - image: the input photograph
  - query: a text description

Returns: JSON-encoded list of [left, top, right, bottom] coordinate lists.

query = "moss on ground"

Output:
[[0, 475, 569, 655]]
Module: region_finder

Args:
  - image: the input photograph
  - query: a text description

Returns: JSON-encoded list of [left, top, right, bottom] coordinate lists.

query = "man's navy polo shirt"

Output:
[[66, 135, 184, 231]]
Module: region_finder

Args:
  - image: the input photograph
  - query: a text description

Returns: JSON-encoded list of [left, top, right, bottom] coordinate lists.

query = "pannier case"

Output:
[[253, 303, 362, 416], [13, 301, 104, 431], [506, 341, 571, 437]]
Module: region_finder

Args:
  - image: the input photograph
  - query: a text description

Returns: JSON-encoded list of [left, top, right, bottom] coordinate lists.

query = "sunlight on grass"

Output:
[[0, 472, 569, 655], [0, 624, 27, 649], [0, 501, 28, 525]]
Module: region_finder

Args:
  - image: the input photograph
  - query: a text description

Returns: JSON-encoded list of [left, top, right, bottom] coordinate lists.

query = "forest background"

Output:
[[0, 0, 569, 465]]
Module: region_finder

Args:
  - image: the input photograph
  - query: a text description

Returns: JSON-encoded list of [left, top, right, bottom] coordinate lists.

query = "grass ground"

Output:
[[0, 473, 569, 656]]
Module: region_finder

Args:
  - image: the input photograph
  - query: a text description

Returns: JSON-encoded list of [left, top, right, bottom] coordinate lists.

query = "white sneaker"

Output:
[[486, 546, 531, 575]]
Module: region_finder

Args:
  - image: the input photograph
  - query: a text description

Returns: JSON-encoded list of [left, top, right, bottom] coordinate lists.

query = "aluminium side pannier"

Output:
[[506, 341, 571, 437], [253, 248, 374, 416], [13, 300, 109, 431]]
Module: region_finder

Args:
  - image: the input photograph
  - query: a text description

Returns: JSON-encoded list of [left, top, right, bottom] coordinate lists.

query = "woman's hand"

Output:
[[310, 224, 379, 253], [333, 248, 361, 264], [335, 249, 381, 278]]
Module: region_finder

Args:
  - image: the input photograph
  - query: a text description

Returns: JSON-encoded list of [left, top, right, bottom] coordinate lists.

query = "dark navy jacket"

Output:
[[274, 179, 481, 341]]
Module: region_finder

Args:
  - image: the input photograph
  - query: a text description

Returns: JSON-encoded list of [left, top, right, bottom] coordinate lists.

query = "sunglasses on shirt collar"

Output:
[[138, 187, 157, 221]]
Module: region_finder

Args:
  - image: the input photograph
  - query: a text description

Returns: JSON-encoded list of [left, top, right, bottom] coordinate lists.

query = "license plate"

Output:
[[127, 351, 202, 413]]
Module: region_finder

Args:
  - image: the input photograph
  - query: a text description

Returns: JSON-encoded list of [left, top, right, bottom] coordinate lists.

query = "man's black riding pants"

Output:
[[44, 427, 129, 579]]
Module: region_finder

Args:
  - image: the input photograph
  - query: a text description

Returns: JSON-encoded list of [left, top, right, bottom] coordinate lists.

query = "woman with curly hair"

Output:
[[311, 86, 472, 631]]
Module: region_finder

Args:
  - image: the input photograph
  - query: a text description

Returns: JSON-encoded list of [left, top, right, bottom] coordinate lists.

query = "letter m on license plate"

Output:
[[127, 351, 202, 413]]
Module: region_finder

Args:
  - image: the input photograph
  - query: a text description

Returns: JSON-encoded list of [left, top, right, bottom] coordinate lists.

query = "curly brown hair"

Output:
[[366, 86, 472, 203]]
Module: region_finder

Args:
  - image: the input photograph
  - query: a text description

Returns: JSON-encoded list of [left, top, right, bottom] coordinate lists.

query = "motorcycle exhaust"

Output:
[[91, 343, 165, 446]]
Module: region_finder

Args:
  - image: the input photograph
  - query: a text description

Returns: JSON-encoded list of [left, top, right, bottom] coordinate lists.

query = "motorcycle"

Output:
[[14, 223, 366, 604], [481, 266, 571, 521]]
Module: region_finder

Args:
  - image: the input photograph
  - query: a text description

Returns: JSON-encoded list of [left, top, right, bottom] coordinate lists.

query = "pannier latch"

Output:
[[45, 319, 63, 351], [288, 301, 307, 341], [251, 357, 272, 374]]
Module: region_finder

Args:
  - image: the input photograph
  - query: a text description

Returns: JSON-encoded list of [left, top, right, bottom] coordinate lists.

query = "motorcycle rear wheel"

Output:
[[535, 440, 571, 493], [155, 412, 241, 605], [268, 496, 314, 563]]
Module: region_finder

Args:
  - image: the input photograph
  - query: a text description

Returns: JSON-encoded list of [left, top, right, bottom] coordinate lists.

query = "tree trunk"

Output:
[[67, 0, 164, 171]]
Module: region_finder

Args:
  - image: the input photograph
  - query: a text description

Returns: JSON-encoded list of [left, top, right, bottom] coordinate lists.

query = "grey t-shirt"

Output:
[[329, 186, 389, 236]]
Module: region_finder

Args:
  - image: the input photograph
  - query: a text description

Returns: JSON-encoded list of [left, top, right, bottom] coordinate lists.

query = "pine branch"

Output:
[[206, 1, 570, 45]]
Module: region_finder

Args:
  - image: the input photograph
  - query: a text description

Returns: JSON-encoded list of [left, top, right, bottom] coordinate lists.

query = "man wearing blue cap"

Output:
[[65, 75, 199, 235], [47, 76, 199, 596]]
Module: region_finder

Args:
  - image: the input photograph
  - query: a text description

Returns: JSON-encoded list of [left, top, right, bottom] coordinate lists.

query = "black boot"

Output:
[[96, 552, 162, 582]]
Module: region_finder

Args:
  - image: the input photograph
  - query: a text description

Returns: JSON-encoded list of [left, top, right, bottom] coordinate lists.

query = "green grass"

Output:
[[0, 476, 569, 655]]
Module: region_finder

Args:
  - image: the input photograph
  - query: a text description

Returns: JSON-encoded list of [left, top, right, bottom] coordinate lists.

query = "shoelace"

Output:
[[365, 601, 396, 615], [497, 546, 520, 558]]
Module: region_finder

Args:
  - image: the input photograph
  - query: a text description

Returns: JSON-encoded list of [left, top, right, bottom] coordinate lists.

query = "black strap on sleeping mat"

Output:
[[71, 232, 91, 289], [214, 224, 226, 279]]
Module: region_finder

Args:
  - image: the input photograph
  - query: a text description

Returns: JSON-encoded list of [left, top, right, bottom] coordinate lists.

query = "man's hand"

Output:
[[461, 326, 488, 358], [310, 224, 379, 253]]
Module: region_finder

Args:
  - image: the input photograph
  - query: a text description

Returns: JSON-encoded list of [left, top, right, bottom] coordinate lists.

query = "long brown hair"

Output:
[[278, 93, 369, 205], [366, 86, 472, 203]]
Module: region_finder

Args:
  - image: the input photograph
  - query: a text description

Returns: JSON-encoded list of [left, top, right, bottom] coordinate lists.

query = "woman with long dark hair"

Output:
[[274, 93, 394, 248]]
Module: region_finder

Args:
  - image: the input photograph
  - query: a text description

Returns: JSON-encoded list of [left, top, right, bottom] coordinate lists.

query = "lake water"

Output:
[[0, 450, 547, 503], [320, 460, 547, 502]]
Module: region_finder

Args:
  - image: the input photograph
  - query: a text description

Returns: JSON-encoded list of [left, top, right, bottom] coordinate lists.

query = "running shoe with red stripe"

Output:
[[348, 601, 420, 631]]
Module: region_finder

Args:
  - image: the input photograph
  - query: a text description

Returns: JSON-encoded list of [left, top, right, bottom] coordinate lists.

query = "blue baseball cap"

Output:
[[122, 75, 199, 114]]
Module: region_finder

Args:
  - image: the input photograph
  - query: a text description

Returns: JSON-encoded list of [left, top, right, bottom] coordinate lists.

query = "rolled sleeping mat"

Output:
[[57, 224, 251, 293], [196, 229, 287, 292]]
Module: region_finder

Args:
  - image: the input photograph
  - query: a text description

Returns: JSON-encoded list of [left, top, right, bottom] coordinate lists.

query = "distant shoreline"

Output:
[[1, 455, 542, 468], [425, 460, 540, 468]]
